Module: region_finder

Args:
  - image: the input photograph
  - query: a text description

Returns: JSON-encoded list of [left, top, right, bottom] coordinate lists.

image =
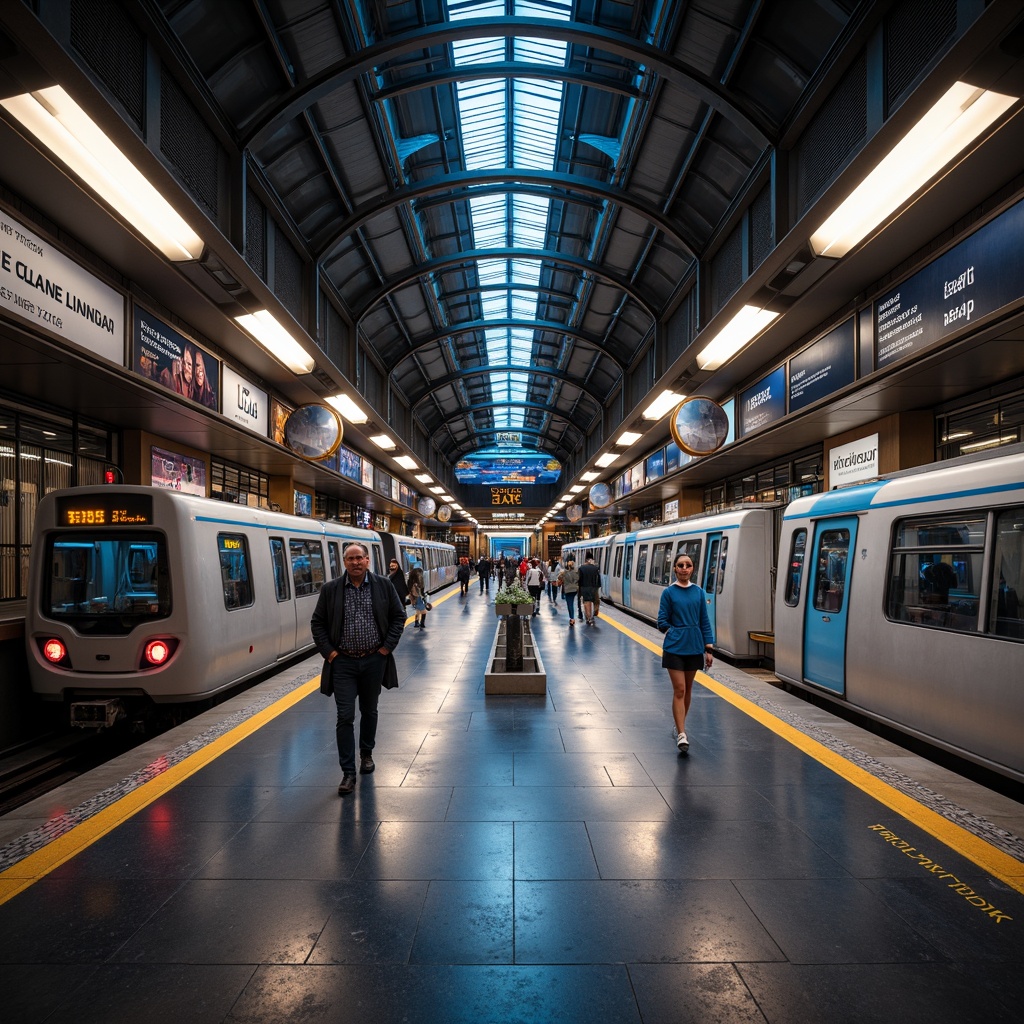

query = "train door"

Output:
[[802, 517, 857, 694], [702, 533, 725, 636], [621, 533, 638, 606], [268, 537, 293, 658]]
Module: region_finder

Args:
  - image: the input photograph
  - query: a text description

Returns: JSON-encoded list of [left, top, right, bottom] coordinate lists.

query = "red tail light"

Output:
[[143, 639, 173, 665], [43, 638, 67, 663]]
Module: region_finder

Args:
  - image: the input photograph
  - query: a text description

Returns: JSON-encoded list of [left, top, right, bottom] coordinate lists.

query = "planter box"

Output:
[[495, 603, 534, 617], [484, 617, 547, 695]]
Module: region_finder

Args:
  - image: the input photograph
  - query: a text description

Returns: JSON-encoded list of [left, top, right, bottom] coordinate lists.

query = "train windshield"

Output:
[[44, 532, 170, 632]]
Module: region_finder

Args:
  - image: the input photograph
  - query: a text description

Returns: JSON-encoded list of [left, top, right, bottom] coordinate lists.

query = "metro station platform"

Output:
[[1, 583, 1022, 1024]]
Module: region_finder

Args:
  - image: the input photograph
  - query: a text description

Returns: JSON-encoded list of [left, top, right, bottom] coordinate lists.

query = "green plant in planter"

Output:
[[494, 581, 533, 606]]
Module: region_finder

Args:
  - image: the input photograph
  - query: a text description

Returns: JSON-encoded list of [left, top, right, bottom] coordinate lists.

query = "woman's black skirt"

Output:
[[662, 652, 704, 671]]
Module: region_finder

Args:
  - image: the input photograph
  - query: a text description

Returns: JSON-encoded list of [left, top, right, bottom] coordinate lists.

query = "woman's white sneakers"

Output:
[[676, 731, 689, 754]]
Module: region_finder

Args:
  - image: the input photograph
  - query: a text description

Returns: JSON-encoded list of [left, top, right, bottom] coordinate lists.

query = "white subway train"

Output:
[[562, 445, 1024, 784], [560, 505, 778, 660], [25, 486, 454, 727]]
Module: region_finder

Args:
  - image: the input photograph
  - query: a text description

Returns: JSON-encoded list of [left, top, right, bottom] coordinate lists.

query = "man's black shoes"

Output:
[[338, 773, 357, 795], [359, 753, 375, 774]]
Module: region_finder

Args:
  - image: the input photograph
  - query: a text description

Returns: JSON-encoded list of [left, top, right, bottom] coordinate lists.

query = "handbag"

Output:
[[424, 599, 433, 611]]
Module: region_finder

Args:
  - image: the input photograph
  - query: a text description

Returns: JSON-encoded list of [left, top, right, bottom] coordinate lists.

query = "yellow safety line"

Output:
[[1, 588, 458, 904], [0, 674, 322, 906], [597, 610, 1024, 894]]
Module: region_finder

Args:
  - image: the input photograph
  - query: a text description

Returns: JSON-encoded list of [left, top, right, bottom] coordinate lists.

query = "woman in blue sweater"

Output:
[[657, 553, 714, 753]]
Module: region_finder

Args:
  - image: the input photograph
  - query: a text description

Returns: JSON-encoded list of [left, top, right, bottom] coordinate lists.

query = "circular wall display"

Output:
[[670, 396, 729, 456], [566, 503, 583, 522], [588, 482, 613, 509], [283, 404, 343, 460], [436, 504, 452, 523], [417, 496, 437, 518]]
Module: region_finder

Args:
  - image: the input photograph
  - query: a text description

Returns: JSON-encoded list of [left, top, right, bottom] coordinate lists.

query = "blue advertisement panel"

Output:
[[664, 440, 692, 474], [875, 194, 1024, 368], [789, 319, 856, 412], [134, 308, 219, 410], [336, 442, 362, 483], [738, 365, 786, 437], [645, 448, 665, 484], [454, 453, 562, 485]]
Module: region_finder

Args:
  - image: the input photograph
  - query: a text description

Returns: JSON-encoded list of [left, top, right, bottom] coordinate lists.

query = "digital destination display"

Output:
[[56, 494, 153, 527]]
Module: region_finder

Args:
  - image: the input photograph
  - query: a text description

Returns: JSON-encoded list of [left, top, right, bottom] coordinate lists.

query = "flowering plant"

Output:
[[494, 581, 533, 605]]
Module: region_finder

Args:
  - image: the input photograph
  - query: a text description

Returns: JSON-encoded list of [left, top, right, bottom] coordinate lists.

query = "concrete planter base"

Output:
[[484, 617, 547, 695]]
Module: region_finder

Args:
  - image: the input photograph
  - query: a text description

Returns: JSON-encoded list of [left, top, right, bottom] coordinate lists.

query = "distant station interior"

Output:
[[1, 1, 1024, 1021]]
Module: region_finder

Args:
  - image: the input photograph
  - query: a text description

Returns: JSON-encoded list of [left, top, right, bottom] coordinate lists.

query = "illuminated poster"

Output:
[[455, 453, 561, 485], [135, 309, 219, 410], [336, 442, 362, 483], [151, 445, 205, 495]]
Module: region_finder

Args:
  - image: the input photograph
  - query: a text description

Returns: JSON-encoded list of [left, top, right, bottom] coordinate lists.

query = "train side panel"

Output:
[[775, 453, 1024, 782]]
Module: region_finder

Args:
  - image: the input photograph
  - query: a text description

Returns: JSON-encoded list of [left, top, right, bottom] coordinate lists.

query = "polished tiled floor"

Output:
[[1, 583, 1022, 1023]]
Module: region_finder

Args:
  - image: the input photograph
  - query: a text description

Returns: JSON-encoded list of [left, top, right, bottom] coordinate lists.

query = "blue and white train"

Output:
[[25, 486, 454, 727], [563, 445, 1024, 783]]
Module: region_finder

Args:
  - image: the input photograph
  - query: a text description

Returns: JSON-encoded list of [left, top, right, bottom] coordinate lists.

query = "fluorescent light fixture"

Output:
[[415, 474, 433, 483], [569, 485, 584, 493], [429, 486, 444, 494], [235, 310, 315, 373], [553, 502, 565, 509], [325, 393, 368, 424], [441, 494, 454, 502], [696, 304, 780, 371], [643, 389, 684, 420], [616, 431, 642, 445], [1, 86, 204, 262], [560, 494, 573, 502], [580, 471, 599, 481], [595, 453, 618, 468], [393, 455, 417, 470], [960, 434, 1018, 452], [810, 82, 1017, 259], [369, 434, 397, 450]]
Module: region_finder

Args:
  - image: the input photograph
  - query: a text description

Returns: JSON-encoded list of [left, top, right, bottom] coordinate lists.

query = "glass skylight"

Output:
[[448, 0, 571, 435]]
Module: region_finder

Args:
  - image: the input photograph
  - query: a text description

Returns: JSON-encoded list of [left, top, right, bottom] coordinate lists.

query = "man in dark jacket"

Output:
[[311, 543, 405, 795], [578, 554, 602, 626], [476, 555, 493, 592]]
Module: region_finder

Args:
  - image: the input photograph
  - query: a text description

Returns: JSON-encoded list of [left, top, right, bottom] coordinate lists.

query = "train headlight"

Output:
[[141, 638, 178, 668], [42, 638, 68, 664]]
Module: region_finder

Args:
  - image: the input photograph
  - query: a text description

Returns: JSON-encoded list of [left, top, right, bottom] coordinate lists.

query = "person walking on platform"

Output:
[[578, 554, 601, 626], [558, 558, 580, 625], [408, 566, 429, 628], [311, 543, 405, 796], [525, 558, 545, 616], [477, 554, 493, 592], [457, 557, 471, 595], [388, 558, 408, 605], [657, 553, 714, 755], [546, 557, 562, 605]]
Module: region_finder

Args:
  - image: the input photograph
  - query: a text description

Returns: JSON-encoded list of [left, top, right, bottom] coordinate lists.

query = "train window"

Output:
[[636, 545, 649, 582], [716, 538, 729, 594], [990, 507, 1024, 639], [811, 529, 849, 612], [269, 538, 290, 602], [45, 533, 170, 630], [613, 547, 623, 576], [650, 543, 672, 585], [704, 538, 721, 593], [784, 530, 807, 606], [219, 534, 254, 610], [289, 539, 325, 597], [328, 542, 341, 579], [404, 546, 424, 572], [887, 513, 984, 630], [675, 540, 701, 577], [603, 547, 611, 574]]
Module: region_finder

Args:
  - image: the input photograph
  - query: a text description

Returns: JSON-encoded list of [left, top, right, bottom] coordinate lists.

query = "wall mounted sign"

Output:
[[222, 364, 267, 434], [789, 318, 856, 412], [829, 433, 879, 487], [1, 207, 125, 363], [588, 482, 613, 509], [135, 308, 219, 410], [490, 486, 523, 506], [456, 454, 561, 485], [670, 396, 729, 456], [738, 366, 787, 437], [283, 404, 343, 460], [875, 193, 1024, 369]]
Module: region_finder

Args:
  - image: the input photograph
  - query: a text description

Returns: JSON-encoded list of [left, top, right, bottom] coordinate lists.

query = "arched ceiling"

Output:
[[153, 0, 860, 468]]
